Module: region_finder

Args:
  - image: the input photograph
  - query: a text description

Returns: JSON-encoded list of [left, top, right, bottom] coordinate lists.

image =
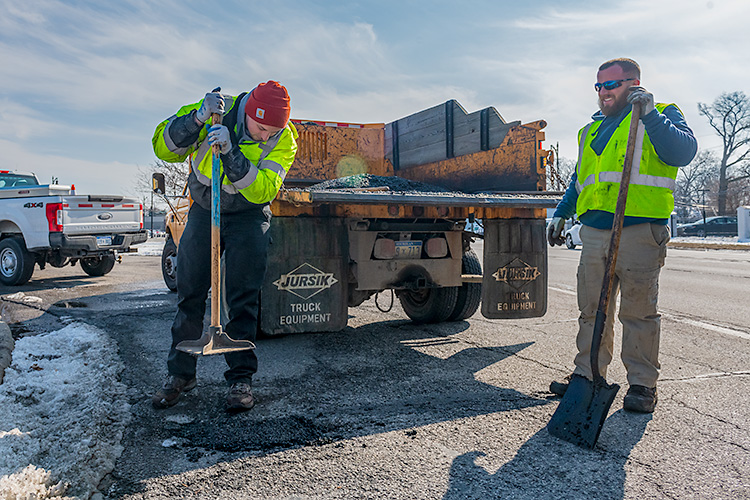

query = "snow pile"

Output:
[[128, 239, 164, 256], [0, 323, 130, 499], [0, 465, 70, 500]]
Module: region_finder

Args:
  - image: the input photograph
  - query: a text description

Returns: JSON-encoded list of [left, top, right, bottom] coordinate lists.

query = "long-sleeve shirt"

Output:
[[553, 103, 698, 229]]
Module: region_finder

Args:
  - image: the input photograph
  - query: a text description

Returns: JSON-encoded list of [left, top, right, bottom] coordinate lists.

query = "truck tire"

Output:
[[80, 254, 116, 277], [448, 249, 482, 321], [0, 237, 35, 286], [161, 237, 178, 292], [398, 286, 459, 324]]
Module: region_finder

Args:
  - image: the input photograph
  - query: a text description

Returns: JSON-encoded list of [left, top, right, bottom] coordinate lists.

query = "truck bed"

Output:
[[274, 181, 561, 219]]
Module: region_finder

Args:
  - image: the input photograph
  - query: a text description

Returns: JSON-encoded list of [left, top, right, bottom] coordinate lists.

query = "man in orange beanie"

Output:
[[151, 81, 298, 411]]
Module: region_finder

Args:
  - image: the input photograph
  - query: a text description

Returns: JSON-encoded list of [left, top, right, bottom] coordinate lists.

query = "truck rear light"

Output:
[[139, 203, 144, 229], [425, 237, 448, 258], [46, 202, 63, 232], [373, 238, 396, 259]]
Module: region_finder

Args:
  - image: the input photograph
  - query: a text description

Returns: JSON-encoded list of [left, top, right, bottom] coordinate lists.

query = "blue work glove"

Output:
[[627, 86, 655, 117], [207, 124, 232, 154], [195, 91, 225, 124], [547, 217, 566, 247]]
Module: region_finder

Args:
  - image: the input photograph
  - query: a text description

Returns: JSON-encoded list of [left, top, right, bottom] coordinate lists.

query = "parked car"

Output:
[[676, 216, 738, 237], [564, 222, 582, 249]]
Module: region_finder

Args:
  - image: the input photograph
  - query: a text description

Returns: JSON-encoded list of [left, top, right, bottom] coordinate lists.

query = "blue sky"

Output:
[[1, 0, 748, 197]]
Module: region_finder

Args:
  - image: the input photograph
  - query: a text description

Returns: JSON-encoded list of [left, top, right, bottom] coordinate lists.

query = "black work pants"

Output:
[[167, 202, 271, 385]]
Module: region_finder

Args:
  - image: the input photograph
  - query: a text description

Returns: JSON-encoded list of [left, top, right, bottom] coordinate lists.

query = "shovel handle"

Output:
[[210, 110, 223, 328], [590, 104, 642, 381]]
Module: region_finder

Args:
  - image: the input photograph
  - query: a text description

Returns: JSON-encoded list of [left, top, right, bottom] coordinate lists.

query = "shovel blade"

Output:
[[547, 375, 619, 449], [176, 327, 256, 356]]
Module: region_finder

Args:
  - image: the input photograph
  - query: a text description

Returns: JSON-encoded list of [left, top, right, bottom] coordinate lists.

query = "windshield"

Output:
[[0, 173, 39, 188]]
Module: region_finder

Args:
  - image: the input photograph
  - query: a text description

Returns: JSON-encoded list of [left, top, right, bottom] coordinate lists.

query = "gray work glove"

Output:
[[627, 86, 655, 117], [547, 217, 566, 247], [207, 124, 232, 154], [195, 91, 225, 124]]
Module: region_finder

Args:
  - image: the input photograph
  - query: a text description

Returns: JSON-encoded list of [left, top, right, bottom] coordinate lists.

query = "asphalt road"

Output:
[[1, 242, 749, 499]]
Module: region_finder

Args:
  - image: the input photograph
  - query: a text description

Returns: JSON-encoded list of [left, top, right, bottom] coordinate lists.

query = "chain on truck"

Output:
[[154, 100, 561, 335], [0, 171, 147, 286]]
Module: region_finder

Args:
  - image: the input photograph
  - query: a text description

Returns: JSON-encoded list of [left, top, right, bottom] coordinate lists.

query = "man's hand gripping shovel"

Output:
[[176, 88, 255, 356]]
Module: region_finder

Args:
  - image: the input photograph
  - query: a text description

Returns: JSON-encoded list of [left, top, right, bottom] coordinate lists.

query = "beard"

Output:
[[598, 92, 629, 116]]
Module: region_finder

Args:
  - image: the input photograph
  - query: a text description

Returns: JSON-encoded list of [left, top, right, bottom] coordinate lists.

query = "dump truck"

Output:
[[155, 100, 560, 335]]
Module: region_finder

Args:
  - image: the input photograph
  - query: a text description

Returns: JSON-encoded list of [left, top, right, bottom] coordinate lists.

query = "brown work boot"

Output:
[[226, 383, 255, 412], [152, 376, 197, 409], [623, 385, 657, 413]]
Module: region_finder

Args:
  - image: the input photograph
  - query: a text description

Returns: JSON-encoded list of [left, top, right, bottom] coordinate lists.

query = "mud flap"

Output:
[[481, 218, 547, 319], [261, 217, 349, 335]]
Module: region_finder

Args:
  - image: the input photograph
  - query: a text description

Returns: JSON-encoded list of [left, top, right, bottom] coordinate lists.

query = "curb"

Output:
[[668, 242, 750, 251], [0, 320, 13, 384]]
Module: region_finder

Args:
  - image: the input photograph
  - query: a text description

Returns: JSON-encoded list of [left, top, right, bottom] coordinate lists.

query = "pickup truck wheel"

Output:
[[80, 254, 116, 277], [565, 234, 576, 249], [161, 237, 178, 292], [0, 237, 35, 286], [398, 286, 458, 324], [448, 249, 482, 321]]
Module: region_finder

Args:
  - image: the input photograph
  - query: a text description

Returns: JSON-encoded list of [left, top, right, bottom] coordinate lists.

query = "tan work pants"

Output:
[[572, 222, 670, 388]]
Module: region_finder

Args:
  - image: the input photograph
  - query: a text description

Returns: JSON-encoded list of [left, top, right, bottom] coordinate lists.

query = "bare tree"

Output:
[[674, 150, 718, 220], [136, 160, 190, 208], [698, 91, 750, 215], [546, 144, 576, 192]]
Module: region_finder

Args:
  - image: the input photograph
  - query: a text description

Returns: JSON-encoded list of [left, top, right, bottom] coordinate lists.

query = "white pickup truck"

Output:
[[0, 170, 147, 285]]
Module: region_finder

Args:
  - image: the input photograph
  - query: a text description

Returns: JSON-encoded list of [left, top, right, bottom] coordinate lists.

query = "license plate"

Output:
[[394, 241, 422, 259], [96, 235, 112, 247]]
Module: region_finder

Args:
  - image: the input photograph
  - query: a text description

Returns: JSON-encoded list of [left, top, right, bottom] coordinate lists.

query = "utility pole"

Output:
[[700, 189, 709, 235]]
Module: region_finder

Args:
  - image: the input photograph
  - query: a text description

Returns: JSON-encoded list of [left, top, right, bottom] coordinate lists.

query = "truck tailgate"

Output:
[[62, 196, 142, 235]]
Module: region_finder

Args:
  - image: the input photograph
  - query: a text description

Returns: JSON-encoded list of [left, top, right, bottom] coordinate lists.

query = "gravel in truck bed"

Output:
[[308, 174, 451, 194], [300, 174, 561, 205]]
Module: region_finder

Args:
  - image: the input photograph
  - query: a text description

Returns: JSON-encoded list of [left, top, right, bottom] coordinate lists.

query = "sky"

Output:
[[1, 0, 748, 198]]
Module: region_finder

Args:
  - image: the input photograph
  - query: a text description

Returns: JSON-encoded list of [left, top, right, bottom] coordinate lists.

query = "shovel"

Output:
[[176, 88, 256, 356], [547, 103, 642, 448]]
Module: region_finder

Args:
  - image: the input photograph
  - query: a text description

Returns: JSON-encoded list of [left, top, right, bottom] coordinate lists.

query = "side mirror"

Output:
[[152, 173, 166, 194]]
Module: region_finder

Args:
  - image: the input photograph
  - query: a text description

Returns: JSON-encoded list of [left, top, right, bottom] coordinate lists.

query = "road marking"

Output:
[[550, 285, 750, 341], [661, 313, 750, 341]]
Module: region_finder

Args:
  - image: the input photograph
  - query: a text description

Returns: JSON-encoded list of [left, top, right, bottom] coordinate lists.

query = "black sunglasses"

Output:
[[594, 78, 636, 92]]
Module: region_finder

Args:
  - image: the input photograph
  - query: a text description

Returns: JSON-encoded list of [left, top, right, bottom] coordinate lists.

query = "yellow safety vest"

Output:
[[575, 103, 678, 219], [153, 94, 298, 205]]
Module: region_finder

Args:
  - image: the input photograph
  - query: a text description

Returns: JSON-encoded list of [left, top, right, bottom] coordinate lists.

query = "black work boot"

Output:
[[152, 376, 197, 409], [623, 385, 657, 413], [549, 374, 575, 396], [226, 383, 255, 412]]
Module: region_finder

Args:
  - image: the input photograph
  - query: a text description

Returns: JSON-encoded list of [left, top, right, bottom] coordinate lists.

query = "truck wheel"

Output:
[[0, 237, 35, 286], [565, 234, 576, 249], [398, 286, 458, 324], [161, 237, 178, 292], [80, 254, 116, 277], [448, 249, 482, 321]]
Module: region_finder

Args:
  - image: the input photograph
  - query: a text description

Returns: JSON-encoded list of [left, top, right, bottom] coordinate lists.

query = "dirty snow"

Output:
[[0, 322, 130, 500], [128, 238, 165, 257]]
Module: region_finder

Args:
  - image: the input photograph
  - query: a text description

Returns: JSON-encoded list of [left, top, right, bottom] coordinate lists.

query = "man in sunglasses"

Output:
[[546, 58, 697, 413]]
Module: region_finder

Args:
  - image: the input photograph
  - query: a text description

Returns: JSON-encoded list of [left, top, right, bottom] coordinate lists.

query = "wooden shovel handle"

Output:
[[590, 104, 642, 381], [210, 111, 223, 328]]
